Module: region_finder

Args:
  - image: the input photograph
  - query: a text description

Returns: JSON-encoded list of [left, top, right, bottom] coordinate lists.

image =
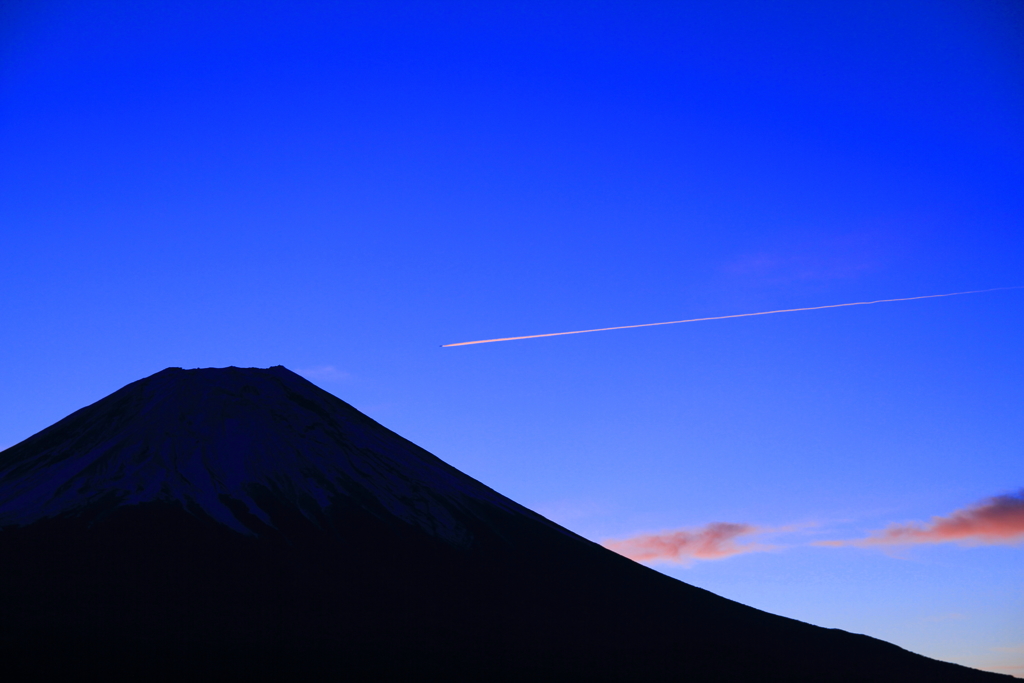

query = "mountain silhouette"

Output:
[[0, 367, 1010, 681]]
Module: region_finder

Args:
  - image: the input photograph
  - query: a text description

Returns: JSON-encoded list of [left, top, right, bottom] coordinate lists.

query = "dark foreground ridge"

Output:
[[0, 367, 1011, 681]]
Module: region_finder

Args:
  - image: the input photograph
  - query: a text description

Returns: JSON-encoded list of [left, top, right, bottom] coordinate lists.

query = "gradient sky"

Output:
[[2, 0, 1022, 675]]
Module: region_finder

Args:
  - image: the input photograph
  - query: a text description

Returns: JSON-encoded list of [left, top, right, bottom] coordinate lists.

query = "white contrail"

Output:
[[441, 286, 1021, 347]]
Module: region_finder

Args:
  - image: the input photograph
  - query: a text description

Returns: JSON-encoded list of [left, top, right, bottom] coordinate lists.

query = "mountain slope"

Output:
[[0, 367, 1010, 681], [0, 365, 568, 544]]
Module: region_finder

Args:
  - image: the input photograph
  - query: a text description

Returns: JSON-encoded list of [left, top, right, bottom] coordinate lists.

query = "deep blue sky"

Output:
[[2, 0, 1022, 674]]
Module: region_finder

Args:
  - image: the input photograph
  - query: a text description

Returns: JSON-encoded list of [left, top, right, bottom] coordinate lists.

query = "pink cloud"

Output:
[[602, 522, 770, 563], [820, 490, 1024, 548]]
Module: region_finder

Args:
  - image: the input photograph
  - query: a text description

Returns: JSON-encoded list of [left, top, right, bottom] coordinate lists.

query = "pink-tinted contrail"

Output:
[[442, 286, 1020, 347]]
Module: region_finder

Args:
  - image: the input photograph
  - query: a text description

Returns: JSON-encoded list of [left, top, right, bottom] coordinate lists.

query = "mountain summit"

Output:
[[0, 366, 564, 545], [0, 367, 1009, 681]]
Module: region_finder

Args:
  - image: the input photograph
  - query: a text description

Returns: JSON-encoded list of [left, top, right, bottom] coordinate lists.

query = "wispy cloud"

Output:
[[818, 490, 1024, 548], [603, 490, 1024, 565], [722, 250, 877, 283], [921, 613, 967, 623], [719, 228, 905, 284], [295, 365, 350, 382], [991, 644, 1024, 654], [602, 522, 773, 564]]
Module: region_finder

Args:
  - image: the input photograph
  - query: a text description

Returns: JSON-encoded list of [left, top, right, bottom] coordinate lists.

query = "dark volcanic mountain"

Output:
[[0, 367, 1009, 681]]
